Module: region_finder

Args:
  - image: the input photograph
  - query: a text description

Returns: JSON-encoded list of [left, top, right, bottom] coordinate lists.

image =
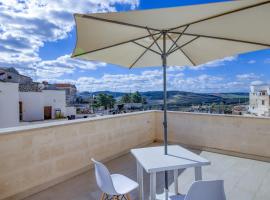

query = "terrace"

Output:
[[0, 110, 270, 200]]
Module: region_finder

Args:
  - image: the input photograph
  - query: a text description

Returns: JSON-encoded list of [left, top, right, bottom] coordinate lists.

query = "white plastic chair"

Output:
[[91, 158, 139, 200], [170, 180, 226, 200]]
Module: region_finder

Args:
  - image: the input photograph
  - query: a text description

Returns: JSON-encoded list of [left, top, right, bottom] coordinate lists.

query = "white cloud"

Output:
[[33, 55, 107, 78], [251, 80, 264, 86], [233, 73, 264, 91], [155, 56, 237, 75], [0, 0, 139, 75], [236, 73, 261, 81], [192, 56, 238, 70], [167, 66, 185, 72], [248, 60, 256, 64], [37, 69, 232, 93], [176, 74, 225, 92]]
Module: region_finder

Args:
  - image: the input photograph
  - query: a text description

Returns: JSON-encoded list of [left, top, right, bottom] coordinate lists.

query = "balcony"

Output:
[[0, 111, 270, 200]]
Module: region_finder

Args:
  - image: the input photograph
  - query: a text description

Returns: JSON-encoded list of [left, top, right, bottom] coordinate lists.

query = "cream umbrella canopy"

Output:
[[72, 0, 270, 196]]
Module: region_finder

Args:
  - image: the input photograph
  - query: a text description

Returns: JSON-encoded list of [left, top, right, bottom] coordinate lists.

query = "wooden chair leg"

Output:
[[126, 193, 131, 200], [100, 193, 105, 200]]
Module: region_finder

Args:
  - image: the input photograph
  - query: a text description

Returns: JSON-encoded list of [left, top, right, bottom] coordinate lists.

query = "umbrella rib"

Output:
[[132, 41, 162, 56], [72, 33, 160, 57], [166, 32, 188, 54], [129, 33, 163, 69], [167, 25, 189, 54], [146, 28, 163, 53], [168, 0, 270, 32], [168, 31, 270, 48], [166, 33, 196, 66], [166, 33, 178, 50], [76, 14, 160, 32], [179, 49, 196, 66], [169, 36, 200, 55]]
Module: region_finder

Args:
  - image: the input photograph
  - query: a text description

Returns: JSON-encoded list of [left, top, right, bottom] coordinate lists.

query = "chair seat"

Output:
[[111, 174, 139, 195]]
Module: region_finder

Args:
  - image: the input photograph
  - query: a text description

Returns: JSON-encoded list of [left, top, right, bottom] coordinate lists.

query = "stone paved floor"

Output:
[[24, 145, 270, 200], [174, 151, 270, 200]]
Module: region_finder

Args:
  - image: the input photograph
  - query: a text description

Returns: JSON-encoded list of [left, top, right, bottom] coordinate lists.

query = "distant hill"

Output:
[[142, 91, 221, 104], [78, 91, 249, 106], [93, 91, 127, 98], [141, 91, 249, 105], [78, 91, 126, 98]]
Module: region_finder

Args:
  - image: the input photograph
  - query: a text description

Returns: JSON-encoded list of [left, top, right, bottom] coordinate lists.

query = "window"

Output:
[[262, 100, 265, 105]]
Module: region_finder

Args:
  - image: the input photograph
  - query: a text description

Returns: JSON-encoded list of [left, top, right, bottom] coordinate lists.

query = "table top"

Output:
[[131, 145, 210, 173]]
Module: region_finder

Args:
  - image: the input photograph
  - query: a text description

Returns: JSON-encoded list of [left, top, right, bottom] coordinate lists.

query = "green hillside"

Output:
[[141, 91, 249, 106], [78, 91, 249, 106]]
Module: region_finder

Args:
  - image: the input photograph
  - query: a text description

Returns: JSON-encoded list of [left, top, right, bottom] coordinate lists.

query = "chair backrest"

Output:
[[91, 159, 117, 195], [185, 180, 226, 200]]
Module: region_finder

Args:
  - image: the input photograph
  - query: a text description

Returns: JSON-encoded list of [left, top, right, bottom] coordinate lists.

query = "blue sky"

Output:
[[0, 0, 270, 92]]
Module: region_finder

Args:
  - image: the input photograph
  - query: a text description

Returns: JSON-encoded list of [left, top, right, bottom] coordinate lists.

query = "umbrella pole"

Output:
[[162, 31, 168, 156], [162, 31, 169, 199]]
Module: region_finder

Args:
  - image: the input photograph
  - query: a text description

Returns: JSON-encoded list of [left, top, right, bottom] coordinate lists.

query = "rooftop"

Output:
[[0, 110, 269, 200], [54, 83, 77, 88], [19, 83, 42, 92], [0, 67, 20, 74]]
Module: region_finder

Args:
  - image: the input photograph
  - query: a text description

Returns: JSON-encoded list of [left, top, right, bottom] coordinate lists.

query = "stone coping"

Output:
[[0, 110, 156, 135], [1, 110, 270, 135], [156, 110, 270, 120]]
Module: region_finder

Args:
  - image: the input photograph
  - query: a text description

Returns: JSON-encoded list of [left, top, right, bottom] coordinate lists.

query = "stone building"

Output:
[[0, 67, 32, 84], [249, 85, 270, 117]]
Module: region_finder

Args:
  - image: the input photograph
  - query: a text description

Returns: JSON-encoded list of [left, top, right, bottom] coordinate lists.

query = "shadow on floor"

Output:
[[24, 144, 201, 200]]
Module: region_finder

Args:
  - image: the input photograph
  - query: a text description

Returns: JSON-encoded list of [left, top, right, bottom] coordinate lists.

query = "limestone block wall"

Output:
[[0, 111, 156, 200], [156, 111, 270, 159]]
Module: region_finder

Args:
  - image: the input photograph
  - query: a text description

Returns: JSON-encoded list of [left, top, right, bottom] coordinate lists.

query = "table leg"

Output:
[[195, 166, 202, 181], [137, 161, 144, 200], [150, 172, 156, 200], [173, 169, 178, 194]]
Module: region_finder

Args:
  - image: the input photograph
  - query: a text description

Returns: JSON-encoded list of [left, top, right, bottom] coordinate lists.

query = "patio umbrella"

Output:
[[71, 0, 270, 197]]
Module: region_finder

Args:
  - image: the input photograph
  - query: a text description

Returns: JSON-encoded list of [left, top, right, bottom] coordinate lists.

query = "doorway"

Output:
[[44, 106, 52, 120], [19, 101, 23, 121]]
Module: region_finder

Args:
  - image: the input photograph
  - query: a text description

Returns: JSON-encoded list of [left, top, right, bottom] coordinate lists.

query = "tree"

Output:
[[131, 91, 142, 103], [95, 93, 115, 109], [142, 97, 147, 104], [121, 94, 131, 103], [210, 103, 217, 113]]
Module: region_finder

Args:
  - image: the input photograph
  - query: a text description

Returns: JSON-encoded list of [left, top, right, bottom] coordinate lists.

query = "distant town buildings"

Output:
[[249, 85, 270, 117], [232, 105, 248, 115], [43, 82, 77, 106]]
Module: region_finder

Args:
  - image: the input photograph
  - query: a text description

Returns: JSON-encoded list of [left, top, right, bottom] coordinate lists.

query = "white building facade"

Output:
[[0, 82, 76, 128], [0, 82, 19, 128], [19, 92, 44, 121], [249, 85, 270, 117], [19, 90, 68, 121], [43, 90, 66, 119]]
